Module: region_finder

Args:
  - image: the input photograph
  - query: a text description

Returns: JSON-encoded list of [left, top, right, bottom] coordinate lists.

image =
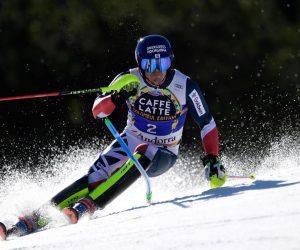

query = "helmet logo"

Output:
[[146, 45, 167, 54]]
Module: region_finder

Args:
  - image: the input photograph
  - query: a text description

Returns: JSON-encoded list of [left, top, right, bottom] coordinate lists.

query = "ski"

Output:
[[0, 222, 18, 241], [0, 222, 7, 241]]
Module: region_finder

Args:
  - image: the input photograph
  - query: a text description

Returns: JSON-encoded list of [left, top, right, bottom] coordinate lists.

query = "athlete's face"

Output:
[[145, 70, 167, 86]]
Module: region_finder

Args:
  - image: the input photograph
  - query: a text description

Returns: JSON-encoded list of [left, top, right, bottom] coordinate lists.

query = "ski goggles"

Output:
[[140, 57, 171, 73]]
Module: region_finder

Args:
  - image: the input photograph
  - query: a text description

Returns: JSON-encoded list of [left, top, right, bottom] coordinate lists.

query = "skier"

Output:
[[0, 34, 226, 240]]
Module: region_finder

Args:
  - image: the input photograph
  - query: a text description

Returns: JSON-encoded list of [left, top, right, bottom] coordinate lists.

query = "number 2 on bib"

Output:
[[147, 124, 157, 134]]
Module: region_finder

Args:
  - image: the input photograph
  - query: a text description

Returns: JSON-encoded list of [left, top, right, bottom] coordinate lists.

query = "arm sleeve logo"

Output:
[[189, 89, 206, 117]]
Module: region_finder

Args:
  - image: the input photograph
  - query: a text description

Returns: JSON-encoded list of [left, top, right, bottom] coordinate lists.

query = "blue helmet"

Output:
[[135, 35, 174, 73]]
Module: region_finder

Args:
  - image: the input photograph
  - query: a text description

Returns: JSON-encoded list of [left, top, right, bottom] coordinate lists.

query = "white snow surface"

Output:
[[1, 136, 300, 250]]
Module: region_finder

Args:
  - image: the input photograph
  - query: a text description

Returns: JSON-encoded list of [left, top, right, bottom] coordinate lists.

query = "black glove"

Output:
[[110, 88, 137, 104], [202, 155, 226, 182]]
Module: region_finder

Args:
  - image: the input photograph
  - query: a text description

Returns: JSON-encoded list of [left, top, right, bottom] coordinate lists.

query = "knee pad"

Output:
[[146, 148, 177, 177]]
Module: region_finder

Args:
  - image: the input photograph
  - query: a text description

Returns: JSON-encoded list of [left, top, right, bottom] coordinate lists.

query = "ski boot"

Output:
[[63, 196, 96, 224], [0, 211, 49, 240], [0, 216, 37, 240]]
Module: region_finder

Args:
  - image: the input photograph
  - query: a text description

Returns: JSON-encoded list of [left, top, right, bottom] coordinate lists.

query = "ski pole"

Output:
[[104, 118, 152, 204], [0, 74, 140, 102], [0, 89, 102, 102], [227, 173, 256, 180]]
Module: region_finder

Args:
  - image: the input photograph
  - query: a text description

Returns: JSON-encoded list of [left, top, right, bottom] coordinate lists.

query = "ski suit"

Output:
[[88, 68, 219, 190]]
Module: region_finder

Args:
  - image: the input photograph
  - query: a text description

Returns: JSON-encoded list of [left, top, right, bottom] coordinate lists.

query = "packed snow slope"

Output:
[[0, 135, 299, 250]]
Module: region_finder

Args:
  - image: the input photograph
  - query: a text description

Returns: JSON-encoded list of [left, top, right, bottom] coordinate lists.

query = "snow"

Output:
[[1, 137, 300, 250]]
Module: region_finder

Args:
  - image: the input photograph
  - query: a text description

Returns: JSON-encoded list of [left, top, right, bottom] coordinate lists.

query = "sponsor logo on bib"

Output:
[[133, 92, 177, 121], [137, 133, 177, 145]]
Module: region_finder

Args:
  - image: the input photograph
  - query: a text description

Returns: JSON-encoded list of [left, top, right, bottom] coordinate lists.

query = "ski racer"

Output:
[[0, 34, 226, 240]]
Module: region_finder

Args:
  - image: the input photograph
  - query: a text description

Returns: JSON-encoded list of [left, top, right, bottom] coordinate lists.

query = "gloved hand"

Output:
[[92, 84, 137, 119], [110, 88, 137, 104], [202, 155, 226, 188]]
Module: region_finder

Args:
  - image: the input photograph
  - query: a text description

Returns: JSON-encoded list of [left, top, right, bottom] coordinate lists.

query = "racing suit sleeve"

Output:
[[186, 78, 219, 156]]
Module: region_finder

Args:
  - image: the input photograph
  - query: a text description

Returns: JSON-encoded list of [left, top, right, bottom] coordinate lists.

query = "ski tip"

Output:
[[0, 222, 7, 241]]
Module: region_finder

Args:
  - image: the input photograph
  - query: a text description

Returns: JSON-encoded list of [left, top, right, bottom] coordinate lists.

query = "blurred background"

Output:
[[0, 0, 299, 171]]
